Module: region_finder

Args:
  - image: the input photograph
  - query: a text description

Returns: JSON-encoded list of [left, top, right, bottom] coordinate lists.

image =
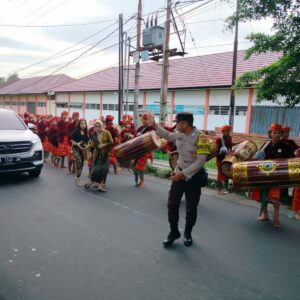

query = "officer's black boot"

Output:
[[163, 228, 181, 248], [183, 229, 193, 247]]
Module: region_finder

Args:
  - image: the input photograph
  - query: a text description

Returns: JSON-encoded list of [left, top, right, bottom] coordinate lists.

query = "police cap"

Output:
[[174, 112, 194, 123]]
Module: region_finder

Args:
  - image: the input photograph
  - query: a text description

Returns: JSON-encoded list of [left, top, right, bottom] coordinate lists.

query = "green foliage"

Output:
[[153, 150, 169, 161], [226, 0, 300, 106], [7, 73, 20, 82], [145, 164, 172, 178], [204, 158, 217, 170], [0, 73, 20, 84]]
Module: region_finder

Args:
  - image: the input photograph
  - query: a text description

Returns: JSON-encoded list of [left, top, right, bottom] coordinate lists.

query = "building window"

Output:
[[69, 102, 82, 109], [209, 105, 230, 115], [20, 102, 26, 106], [86, 103, 100, 110], [235, 106, 247, 116], [56, 103, 68, 108], [220, 106, 230, 115], [209, 106, 219, 115], [37, 102, 46, 107], [123, 104, 143, 112]]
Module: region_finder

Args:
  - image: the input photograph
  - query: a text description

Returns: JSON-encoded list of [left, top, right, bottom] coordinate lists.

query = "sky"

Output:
[[0, 0, 274, 79]]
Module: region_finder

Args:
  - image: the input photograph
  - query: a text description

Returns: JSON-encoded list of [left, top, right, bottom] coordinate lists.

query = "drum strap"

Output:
[[221, 137, 226, 148], [140, 125, 151, 135]]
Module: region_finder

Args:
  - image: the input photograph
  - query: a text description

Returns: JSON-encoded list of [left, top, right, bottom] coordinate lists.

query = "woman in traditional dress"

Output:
[[57, 111, 69, 168], [215, 125, 233, 194], [37, 115, 50, 161], [85, 120, 113, 192], [71, 119, 89, 187], [48, 117, 60, 168]]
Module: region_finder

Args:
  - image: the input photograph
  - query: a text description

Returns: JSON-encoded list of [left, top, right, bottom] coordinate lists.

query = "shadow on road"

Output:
[[0, 173, 38, 187]]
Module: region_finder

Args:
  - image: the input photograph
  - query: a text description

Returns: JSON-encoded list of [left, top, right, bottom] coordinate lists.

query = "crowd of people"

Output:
[[19, 111, 300, 245], [216, 123, 300, 227], [19, 111, 155, 192]]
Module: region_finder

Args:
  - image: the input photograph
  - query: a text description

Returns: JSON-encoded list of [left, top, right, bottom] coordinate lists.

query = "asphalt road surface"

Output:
[[0, 165, 299, 300]]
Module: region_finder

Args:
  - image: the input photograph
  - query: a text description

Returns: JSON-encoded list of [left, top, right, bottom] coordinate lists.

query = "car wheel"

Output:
[[28, 169, 41, 178]]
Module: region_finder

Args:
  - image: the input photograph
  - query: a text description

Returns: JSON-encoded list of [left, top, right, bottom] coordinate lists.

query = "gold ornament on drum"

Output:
[[288, 158, 300, 180], [256, 161, 279, 176]]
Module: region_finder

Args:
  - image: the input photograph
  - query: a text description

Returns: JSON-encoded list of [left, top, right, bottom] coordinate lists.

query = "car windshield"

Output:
[[0, 111, 27, 130]]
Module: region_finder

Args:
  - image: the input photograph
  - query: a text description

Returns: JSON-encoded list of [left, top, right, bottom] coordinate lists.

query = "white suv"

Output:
[[0, 108, 43, 177]]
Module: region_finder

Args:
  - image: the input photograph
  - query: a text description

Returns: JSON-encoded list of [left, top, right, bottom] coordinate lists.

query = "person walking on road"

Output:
[[148, 112, 209, 247]]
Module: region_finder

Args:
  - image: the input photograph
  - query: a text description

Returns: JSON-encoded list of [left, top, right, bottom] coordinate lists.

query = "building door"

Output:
[[27, 102, 36, 114]]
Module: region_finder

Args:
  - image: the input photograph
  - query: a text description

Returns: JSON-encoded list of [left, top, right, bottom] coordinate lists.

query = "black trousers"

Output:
[[167, 171, 202, 234]]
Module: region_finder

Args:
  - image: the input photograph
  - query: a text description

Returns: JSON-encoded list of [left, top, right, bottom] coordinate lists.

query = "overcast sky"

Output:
[[0, 0, 274, 79]]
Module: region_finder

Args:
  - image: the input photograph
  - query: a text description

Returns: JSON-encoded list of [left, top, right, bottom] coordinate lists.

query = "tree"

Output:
[[226, 0, 300, 107], [7, 73, 20, 82]]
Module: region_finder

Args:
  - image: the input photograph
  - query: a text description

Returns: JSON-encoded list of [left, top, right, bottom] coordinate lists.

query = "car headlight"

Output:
[[32, 139, 43, 151]]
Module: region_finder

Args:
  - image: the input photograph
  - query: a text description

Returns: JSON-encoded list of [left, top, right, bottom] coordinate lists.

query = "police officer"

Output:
[[148, 112, 209, 247]]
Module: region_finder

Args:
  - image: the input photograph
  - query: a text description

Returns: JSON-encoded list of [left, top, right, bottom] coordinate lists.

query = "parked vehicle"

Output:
[[0, 108, 43, 177]]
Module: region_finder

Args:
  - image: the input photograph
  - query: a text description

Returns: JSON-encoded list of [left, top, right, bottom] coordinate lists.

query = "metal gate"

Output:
[[250, 106, 300, 137]]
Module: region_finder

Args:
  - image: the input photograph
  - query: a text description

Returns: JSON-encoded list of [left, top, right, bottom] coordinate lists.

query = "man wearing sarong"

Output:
[[133, 114, 154, 188], [256, 123, 294, 227]]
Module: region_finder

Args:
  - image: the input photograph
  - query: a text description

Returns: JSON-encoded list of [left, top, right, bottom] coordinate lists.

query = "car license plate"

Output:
[[0, 157, 21, 164]]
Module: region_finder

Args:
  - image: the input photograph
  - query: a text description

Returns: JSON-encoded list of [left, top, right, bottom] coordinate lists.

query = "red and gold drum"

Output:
[[114, 131, 161, 162], [207, 139, 219, 161], [220, 140, 257, 178], [232, 158, 300, 189]]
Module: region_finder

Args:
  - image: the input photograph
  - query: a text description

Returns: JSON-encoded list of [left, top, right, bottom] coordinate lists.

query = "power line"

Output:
[[0, 18, 117, 28], [0, 0, 30, 22], [0, 0, 70, 39], [0, 21, 120, 77], [2, 0, 222, 81], [12, 16, 136, 92], [177, 0, 229, 124]]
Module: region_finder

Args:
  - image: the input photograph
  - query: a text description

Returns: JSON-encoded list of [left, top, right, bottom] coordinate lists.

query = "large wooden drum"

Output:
[[114, 131, 161, 162], [220, 140, 257, 178], [232, 158, 300, 189], [169, 151, 179, 171]]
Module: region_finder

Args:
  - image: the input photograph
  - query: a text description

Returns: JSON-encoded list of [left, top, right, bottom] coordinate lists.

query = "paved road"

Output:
[[0, 165, 299, 300]]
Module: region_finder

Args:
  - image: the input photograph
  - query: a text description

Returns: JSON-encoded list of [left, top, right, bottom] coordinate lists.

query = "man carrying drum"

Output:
[[148, 112, 209, 247], [256, 123, 294, 227], [216, 125, 233, 194]]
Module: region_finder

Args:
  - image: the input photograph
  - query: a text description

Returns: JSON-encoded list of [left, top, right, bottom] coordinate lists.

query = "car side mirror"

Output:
[[27, 123, 36, 130]]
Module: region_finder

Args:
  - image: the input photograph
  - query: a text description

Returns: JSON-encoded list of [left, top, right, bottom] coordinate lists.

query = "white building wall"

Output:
[[174, 90, 206, 128]]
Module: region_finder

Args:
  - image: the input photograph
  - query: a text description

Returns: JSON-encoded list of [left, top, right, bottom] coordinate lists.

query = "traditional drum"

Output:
[[220, 140, 257, 178], [167, 138, 219, 171], [169, 151, 179, 171], [232, 158, 300, 189], [208, 139, 219, 160], [114, 131, 161, 161]]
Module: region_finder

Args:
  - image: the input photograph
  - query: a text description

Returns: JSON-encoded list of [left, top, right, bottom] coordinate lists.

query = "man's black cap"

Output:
[[174, 112, 194, 123]]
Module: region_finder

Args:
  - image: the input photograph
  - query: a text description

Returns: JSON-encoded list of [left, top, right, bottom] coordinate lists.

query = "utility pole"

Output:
[[229, 0, 239, 127], [118, 13, 124, 124], [125, 36, 131, 114], [133, 0, 142, 127], [159, 0, 172, 124]]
